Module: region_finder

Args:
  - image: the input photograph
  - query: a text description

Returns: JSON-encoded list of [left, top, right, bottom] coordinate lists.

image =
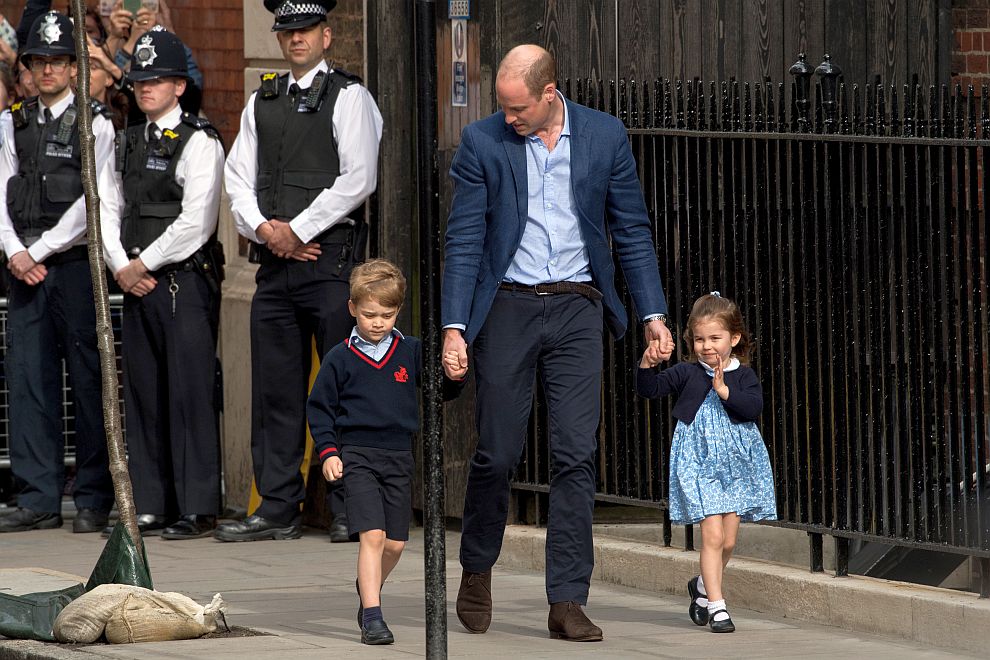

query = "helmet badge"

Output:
[[134, 34, 158, 68], [38, 13, 62, 45]]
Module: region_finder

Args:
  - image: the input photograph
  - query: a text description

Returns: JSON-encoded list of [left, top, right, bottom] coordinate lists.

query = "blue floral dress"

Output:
[[667, 362, 778, 525]]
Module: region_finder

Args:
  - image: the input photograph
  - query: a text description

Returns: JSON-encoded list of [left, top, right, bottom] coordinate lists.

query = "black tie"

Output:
[[147, 122, 160, 142], [43, 108, 53, 125], [289, 82, 300, 96]]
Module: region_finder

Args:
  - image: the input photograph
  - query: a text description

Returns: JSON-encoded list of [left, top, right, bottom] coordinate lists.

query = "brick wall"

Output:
[[953, 1, 990, 91]]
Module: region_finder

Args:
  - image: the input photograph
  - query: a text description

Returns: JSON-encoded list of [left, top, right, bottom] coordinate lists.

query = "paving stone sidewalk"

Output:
[[0, 519, 975, 659]]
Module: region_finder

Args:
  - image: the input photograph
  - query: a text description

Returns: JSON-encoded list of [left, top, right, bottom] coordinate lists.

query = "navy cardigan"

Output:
[[635, 361, 763, 425]]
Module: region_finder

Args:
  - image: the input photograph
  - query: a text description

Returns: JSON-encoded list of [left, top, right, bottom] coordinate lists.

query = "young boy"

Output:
[[306, 259, 433, 645]]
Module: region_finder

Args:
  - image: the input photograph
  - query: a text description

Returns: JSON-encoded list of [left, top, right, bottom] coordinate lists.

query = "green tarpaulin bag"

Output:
[[0, 569, 85, 642], [86, 522, 153, 592]]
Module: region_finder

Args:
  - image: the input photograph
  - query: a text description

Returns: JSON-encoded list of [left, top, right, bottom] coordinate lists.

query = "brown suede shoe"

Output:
[[455, 569, 492, 633], [548, 601, 603, 641]]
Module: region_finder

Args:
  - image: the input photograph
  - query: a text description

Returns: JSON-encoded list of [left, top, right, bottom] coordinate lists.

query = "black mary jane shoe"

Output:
[[687, 576, 710, 626], [361, 618, 395, 645], [708, 610, 735, 633], [161, 514, 217, 540]]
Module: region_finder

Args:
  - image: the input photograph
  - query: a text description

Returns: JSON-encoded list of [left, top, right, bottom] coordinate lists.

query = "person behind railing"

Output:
[[441, 44, 675, 642], [0, 10, 117, 534], [97, 26, 224, 541], [636, 292, 778, 633]]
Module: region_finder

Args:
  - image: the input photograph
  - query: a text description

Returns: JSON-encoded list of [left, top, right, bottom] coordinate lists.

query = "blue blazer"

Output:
[[441, 98, 667, 343]]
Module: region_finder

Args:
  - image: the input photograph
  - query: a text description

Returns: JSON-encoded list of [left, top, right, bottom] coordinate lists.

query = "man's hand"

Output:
[[287, 242, 322, 262], [441, 327, 469, 379], [115, 258, 157, 295], [644, 319, 675, 360], [265, 219, 303, 258], [639, 340, 664, 369], [8, 250, 37, 279], [322, 456, 343, 482], [21, 264, 47, 286]]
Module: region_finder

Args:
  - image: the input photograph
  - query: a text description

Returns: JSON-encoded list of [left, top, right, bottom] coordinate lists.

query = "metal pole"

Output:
[[69, 0, 145, 558], [414, 0, 446, 657]]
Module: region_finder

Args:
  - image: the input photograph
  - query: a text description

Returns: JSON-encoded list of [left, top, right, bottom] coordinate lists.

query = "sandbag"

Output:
[[53, 584, 225, 644], [104, 592, 226, 644]]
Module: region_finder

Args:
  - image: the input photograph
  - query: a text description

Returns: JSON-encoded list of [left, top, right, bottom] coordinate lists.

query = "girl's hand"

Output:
[[322, 456, 344, 482], [713, 354, 730, 400], [640, 339, 664, 368]]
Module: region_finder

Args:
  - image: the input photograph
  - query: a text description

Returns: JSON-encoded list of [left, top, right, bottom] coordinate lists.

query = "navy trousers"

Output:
[[122, 269, 220, 517], [6, 258, 113, 514], [460, 289, 603, 605], [250, 245, 353, 525]]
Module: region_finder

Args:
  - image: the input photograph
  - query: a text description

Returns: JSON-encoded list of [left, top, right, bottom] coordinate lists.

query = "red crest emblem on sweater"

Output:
[[394, 366, 409, 383]]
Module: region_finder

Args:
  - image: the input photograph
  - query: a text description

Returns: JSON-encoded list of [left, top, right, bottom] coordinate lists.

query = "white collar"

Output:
[[701, 357, 740, 375], [145, 104, 183, 139], [39, 90, 74, 122], [288, 59, 329, 89]]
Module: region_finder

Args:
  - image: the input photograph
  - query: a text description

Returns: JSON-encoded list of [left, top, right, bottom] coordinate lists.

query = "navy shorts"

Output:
[[341, 445, 414, 541]]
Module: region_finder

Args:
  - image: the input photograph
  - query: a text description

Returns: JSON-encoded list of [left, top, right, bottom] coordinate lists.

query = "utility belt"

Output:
[[138, 241, 226, 296], [249, 220, 365, 271], [498, 280, 603, 302], [42, 244, 89, 267]]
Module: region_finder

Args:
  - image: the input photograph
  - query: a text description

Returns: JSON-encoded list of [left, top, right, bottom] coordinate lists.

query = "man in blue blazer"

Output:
[[441, 45, 674, 641]]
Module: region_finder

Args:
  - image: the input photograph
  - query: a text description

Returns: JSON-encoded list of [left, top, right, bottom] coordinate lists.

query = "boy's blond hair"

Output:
[[349, 259, 406, 308]]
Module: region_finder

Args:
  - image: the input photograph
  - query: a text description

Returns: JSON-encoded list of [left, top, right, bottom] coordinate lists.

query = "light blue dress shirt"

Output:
[[503, 92, 591, 285], [348, 327, 403, 361]]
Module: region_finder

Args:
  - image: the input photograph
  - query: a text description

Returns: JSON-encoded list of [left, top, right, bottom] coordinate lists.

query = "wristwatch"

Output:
[[643, 313, 667, 325]]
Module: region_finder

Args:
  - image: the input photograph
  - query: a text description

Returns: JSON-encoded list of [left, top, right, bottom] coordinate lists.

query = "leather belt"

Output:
[[499, 281, 603, 301]]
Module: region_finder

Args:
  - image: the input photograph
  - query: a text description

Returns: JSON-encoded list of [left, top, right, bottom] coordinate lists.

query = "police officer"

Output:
[[0, 11, 116, 533], [217, 0, 382, 542], [99, 27, 224, 540]]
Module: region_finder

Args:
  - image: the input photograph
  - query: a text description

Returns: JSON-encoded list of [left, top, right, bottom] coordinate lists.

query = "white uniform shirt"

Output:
[[99, 104, 225, 274], [224, 60, 383, 244], [0, 92, 118, 262]]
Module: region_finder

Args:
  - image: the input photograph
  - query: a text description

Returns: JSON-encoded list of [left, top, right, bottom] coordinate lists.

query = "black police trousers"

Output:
[[122, 269, 221, 517]]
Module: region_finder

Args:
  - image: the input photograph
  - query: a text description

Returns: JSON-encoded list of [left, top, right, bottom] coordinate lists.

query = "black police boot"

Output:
[[101, 514, 168, 538], [162, 514, 216, 540], [0, 507, 63, 533], [72, 508, 110, 533], [329, 514, 354, 543], [214, 514, 302, 542]]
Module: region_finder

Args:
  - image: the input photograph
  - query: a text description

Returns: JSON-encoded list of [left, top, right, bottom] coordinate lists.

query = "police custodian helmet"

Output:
[[20, 11, 75, 63], [128, 26, 191, 81], [263, 0, 337, 32]]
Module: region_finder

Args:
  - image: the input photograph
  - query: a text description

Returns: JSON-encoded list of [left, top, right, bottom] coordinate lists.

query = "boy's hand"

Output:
[[639, 339, 665, 368], [713, 354, 730, 400], [443, 348, 468, 379], [322, 456, 343, 482]]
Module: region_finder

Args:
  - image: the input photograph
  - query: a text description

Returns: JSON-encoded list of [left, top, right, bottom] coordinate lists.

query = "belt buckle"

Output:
[[533, 284, 552, 296]]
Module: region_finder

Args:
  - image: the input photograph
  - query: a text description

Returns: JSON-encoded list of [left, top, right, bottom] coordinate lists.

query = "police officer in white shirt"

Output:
[[100, 26, 225, 540], [0, 11, 116, 534], [217, 0, 383, 542]]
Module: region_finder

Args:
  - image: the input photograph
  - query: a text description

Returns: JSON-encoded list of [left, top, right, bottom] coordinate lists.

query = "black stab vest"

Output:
[[119, 116, 212, 254], [6, 99, 85, 242], [253, 70, 354, 220]]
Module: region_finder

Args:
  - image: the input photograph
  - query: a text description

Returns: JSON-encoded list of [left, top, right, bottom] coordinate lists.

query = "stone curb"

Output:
[[497, 525, 990, 656]]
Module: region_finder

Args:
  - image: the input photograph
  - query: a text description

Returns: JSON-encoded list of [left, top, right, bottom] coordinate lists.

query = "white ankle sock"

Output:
[[696, 575, 706, 595], [708, 599, 729, 622]]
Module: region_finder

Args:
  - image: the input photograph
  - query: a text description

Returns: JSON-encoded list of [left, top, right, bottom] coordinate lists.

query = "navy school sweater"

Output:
[[635, 360, 763, 425], [306, 331, 465, 461]]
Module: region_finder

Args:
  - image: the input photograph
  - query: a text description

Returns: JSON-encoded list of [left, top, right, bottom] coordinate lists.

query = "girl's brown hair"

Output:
[[682, 293, 754, 364]]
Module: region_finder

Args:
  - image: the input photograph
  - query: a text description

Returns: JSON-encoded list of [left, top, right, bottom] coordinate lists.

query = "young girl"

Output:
[[636, 292, 776, 633]]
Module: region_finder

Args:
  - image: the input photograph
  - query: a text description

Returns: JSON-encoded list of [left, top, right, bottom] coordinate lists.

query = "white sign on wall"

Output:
[[451, 18, 467, 107]]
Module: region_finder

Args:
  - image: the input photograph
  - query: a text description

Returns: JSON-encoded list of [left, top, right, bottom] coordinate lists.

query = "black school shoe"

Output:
[[709, 610, 735, 633], [361, 618, 394, 645], [687, 576, 710, 626]]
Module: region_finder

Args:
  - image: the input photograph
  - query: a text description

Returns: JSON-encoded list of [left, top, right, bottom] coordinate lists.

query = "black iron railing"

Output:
[[511, 55, 990, 591]]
